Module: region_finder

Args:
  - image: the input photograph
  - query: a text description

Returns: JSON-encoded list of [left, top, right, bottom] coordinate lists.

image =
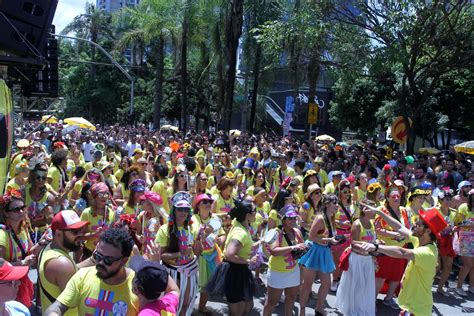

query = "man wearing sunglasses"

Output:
[[45, 228, 139, 316], [38, 211, 90, 315]]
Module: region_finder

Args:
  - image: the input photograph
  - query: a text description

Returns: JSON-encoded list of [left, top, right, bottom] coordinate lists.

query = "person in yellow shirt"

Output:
[[80, 183, 116, 259], [313, 157, 329, 188], [38, 211, 92, 315], [206, 200, 259, 316], [45, 228, 139, 316], [263, 205, 305, 316], [6, 162, 28, 192], [47, 149, 68, 194], [272, 154, 295, 189], [454, 189, 474, 296], [190, 193, 222, 314], [152, 163, 170, 213], [353, 207, 448, 316], [155, 192, 203, 316]]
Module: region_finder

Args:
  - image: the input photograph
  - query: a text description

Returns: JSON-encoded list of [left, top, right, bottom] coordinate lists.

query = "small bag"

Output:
[[338, 247, 351, 271], [282, 230, 308, 260]]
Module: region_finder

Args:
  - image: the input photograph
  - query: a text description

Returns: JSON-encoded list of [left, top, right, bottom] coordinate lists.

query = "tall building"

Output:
[[96, 0, 140, 14]]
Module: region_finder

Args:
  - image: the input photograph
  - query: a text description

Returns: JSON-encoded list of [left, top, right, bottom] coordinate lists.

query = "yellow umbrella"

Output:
[[418, 147, 440, 155], [454, 141, 474, 155], [160, 124, 179, 133], [40, 115, 58, 124], [230, 129, 241, 137], [64, 117, 96, 131], [315, 134, 335, 142]]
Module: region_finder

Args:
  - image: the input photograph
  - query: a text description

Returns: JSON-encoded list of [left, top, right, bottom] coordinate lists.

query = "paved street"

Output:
[[30, 269, 474, 315]]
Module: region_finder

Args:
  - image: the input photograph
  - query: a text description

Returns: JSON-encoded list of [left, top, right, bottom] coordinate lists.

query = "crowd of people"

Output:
[[0, 121, 473, 316]]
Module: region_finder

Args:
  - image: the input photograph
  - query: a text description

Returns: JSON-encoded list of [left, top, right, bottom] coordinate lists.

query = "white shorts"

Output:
[[267, 266, 300, 289]]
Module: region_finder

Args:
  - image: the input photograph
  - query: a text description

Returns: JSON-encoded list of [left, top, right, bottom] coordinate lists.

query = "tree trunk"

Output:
[[223, 0, 244, 131], [153, 35, 164, 130], [248, 43, 261, 133], [305, 48, 320, 139], [180, 0, 191, 132]]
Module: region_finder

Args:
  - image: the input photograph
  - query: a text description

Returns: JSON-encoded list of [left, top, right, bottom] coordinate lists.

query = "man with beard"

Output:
[[453, 180, 472, 209], [38, 211, 90, 315], [353, 207, 447, 316], [45, 228, 139, 316]]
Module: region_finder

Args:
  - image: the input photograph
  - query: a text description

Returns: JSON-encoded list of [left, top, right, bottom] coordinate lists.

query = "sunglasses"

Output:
[[175, 207, 190, 213], [93, 251, 123, 266], [130, 172, 139, 177], [341, 190, 351, 194], [201, 200, 212, 205], [141, 163, 148, 166], [311, 191, 322, 196], [7, 205, 25, 212], [97, 192, 110, 198], [200, 178, 208, 181], [36, 175, 47, 181], [178, 174, 186, 178]]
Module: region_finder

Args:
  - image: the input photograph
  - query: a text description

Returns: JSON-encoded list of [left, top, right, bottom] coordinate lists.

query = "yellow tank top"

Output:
[[39, 245, 78, 315], [359, 220, 376, 242], [25, 185, 50, 232], [268, 228, 299, 272]]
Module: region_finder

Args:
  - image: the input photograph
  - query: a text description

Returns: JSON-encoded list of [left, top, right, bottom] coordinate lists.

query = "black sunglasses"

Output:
[[175, 207, 190, 213], [36, 175, 47, 181], [93, 251, 123, 266], [7, 205, 25, 212]]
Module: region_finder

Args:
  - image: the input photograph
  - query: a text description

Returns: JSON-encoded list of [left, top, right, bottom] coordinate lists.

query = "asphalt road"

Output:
[[29, 268, 473, 315]]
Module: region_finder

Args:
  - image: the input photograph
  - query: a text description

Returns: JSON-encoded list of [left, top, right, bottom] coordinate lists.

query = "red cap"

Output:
[[419, 208, 448, 239], [0, 258, 29, 281], [383, 164, 391, 171], [51, 210, 89, 232], [193, 193, 214, 209]]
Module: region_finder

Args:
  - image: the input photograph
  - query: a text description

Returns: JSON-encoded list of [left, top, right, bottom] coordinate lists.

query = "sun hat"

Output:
[[305, 183, 322, 200], [130, 179, 146, 192]]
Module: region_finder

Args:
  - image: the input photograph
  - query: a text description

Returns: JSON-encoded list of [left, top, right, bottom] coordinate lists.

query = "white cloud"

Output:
[[53, 0, 92, 33]]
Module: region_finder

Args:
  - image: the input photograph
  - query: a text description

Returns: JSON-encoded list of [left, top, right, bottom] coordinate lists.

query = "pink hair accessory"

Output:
[[139, 191, 163, 206]]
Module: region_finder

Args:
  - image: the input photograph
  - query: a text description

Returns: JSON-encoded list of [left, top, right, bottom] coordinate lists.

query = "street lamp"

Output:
[[52, 33, 135, 115]]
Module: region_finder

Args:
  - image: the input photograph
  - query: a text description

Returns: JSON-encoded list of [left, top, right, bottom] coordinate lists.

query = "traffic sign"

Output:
[[308, 103, 318, 124], [391, 116, 412, 144]]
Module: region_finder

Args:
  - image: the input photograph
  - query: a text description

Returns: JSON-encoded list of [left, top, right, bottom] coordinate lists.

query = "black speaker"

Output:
[[0, 0, 58, 57]]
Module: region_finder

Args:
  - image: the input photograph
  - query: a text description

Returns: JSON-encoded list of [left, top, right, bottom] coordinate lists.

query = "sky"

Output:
[[52, 0, 90, 33]]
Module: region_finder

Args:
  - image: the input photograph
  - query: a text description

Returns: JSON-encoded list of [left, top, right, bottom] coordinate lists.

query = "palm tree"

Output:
[[61, 3, 114, 117], [117, 0, 176, 130]]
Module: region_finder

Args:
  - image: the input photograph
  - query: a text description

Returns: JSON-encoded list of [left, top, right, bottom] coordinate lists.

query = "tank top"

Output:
[[38, 245, 78, 315], [268, 228, 300, 272], [359, 220, 376, 242], [25, 185, 50, 232]]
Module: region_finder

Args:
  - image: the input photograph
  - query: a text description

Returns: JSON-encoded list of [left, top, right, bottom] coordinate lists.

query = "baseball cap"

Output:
[[130, 256, 168, 297], [51, 210, 89, 232], [0, 258, 29, 281]]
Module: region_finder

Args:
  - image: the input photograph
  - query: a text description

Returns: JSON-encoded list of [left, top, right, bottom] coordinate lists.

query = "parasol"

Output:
[[63, 117, 96, 131]]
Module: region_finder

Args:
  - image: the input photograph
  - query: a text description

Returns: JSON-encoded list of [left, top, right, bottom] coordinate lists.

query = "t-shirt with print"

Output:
[[155, 225, 194, 265], [398, 236, 437, 316], [57, 266, 139, 316], [138, 292, 179, 316], [268, 228, 299, 273], [80, 207, 116, 251]]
